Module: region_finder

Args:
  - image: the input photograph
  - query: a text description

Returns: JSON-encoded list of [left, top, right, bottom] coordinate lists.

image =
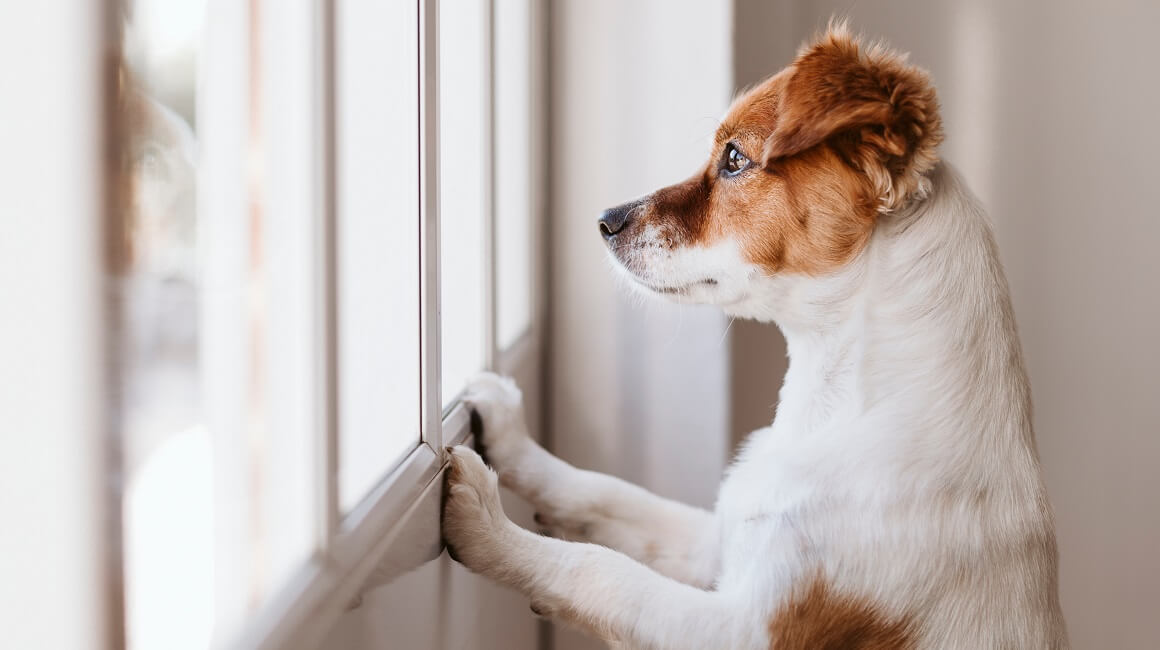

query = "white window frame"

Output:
[[196, 0, 544, 647], [5, 0, 542, 645], [4, 0, 547, 645], [1, 2, 121, 647]]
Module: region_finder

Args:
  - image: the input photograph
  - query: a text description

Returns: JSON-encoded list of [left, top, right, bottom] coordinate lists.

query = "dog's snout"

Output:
[[598, 200, 643, 240], [598, 204, 633, 240]]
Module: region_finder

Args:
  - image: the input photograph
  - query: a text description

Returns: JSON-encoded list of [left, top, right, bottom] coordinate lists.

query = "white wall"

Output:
[[735, 1, 1160, 646], [0, 2, 113, 647], [547, 1, 734, 648], [548, 0, 734, 508]]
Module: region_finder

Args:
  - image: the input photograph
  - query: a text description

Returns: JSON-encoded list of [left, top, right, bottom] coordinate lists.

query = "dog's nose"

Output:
[[598, 201, 641, 240]]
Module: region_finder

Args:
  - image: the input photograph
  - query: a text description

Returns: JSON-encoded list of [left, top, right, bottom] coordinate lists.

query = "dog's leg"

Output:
[[443, 446, 757, 650], [463, 373, 720, 588]]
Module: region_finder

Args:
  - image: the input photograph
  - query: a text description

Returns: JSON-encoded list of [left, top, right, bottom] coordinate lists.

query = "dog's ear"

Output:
[[763, 23, 943, 211]]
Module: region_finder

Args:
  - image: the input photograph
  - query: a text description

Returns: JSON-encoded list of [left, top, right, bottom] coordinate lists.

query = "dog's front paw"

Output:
[[442, 445, 513, 573], [463, 372, 531, 472]]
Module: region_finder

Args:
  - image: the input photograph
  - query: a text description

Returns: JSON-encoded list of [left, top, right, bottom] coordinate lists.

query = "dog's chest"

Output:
[[716, 429, 825, 546], [711, 438, 831, 594], [713, 423, 876, 568]]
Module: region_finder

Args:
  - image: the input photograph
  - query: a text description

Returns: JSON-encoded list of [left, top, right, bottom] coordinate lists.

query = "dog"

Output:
[[442, 23, 1068, 649]]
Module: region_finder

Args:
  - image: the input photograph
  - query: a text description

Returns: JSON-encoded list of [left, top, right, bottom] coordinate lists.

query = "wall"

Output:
[[547, 1, 734, 648], [734, 1, 1160, 646]]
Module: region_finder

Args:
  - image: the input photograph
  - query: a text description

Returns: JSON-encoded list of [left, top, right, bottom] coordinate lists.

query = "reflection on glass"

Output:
[[118, 0, 317, 644], [118, 2, 211, 648]]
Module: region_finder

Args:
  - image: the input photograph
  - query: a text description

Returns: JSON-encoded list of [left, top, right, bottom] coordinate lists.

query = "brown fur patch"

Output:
[[768, 575, 915, 650], [617, 24, 942, 277], [727, 145, 879, 274], [765, 22, 943, 213]]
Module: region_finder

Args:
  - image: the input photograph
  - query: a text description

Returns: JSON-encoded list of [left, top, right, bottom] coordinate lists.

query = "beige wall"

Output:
[[734, 0, 1160, 646], [547, 1, 734, 648], [547, 0, 734, 510]]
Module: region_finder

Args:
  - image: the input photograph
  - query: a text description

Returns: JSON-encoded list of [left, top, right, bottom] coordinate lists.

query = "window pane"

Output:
[[336, 0, 421, 511], [117, 2, 214, 647], [118, 0, 318, 644], [494, 0, 534, 348], [440, 0, 488, 404], [253, 0, 321, 607]]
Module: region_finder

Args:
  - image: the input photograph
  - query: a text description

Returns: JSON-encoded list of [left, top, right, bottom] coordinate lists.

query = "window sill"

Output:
[[237, 404, 473, 650], [235, 323, 540, 649]]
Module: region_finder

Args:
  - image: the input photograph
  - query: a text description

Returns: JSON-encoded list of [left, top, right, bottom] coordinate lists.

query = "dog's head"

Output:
[[600, 24, 942, 318]]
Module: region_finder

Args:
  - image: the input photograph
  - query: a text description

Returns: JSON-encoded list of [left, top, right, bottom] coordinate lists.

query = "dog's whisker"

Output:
[[717, 316, 736, 348]]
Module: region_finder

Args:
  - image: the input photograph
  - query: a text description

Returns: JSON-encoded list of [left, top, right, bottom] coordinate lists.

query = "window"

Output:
[[440, 0, 489, 405], [494, 0, 537, 349], [112, 0, 542, 647], [334, 0, 422, 512]]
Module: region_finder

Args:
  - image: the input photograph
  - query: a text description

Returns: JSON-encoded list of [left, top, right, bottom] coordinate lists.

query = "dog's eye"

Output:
[[722, 143, 750, 176]]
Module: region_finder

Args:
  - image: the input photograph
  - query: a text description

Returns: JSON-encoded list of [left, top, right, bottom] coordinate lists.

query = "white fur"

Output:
[[442, 163, 1068, 649]]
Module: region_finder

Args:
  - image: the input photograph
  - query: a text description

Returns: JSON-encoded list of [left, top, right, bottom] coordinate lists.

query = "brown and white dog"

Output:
[[442, 24, 1068, 649]]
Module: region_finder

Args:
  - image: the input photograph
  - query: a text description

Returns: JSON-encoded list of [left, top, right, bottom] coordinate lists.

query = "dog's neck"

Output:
[[746, 163, 1035, 449]]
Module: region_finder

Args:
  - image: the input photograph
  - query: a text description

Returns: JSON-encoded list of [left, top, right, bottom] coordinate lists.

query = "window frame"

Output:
[[5, 0, 544, 646], [228, 0, 545, 646], [1, 1, 121, 647]]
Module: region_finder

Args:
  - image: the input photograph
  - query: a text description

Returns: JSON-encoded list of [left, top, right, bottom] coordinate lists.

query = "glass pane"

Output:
[[252, 0, 321, 609], [117, 2, 214, 647], [440, 0, 489, 404], [336, 0, 421, 511], [494, 0, 534, 348], [118, 0, 317, 644]]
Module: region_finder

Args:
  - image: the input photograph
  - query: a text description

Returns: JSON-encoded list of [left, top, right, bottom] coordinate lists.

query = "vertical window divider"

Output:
[[314, 0, 340, 554], [483, 0, 499, 371], [420, 0, 443, 454]]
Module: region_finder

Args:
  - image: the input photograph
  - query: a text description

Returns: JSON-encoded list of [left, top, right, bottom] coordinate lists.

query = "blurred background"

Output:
[[1, 0, 1157, 649]]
